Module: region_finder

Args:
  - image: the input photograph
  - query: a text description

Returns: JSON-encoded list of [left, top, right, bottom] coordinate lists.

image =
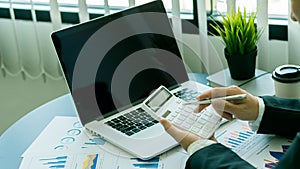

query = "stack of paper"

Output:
[[20, 116, 189, 169]]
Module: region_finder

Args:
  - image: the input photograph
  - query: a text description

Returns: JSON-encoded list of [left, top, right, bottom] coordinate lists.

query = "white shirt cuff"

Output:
[[248, 97, 265, 130], [187, 139, 217, 155]]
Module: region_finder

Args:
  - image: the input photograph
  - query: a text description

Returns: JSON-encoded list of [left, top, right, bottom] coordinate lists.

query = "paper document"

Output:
[[216, 119, 292, 168], [22, 116, 130, 158], [20, 116, 189, 169]]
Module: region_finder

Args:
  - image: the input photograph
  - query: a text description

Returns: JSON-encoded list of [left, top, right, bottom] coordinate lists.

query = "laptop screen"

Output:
[[52, 0, 188, 125]]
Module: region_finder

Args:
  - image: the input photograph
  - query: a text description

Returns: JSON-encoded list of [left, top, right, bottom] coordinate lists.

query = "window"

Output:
[[0, 0, 289, 39], [214, 0, 288, 19], [211, 0, 288, 40]]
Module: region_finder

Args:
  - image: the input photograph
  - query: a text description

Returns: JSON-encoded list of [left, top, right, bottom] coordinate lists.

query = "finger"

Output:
[[291, 12, 298, 21], [196, 87, 227, 100], [160, 118, 172, 130], [210, 103, 233, 120], [220, 112, 233, 121], [160, 119, 202, 150], [160, 118, 188, 143], [193, 104, 209, 113], [211, 99, 241, 117]]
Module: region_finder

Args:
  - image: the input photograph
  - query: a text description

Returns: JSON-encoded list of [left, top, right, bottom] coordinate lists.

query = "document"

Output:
[[20, 116, 189, 169], [22, 116, 130, 158], [216, 119, 292, 168]]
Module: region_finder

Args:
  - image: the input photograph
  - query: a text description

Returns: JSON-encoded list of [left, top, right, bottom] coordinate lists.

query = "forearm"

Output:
[[186, 144, 255, 169], [257, 96, 300, 138]]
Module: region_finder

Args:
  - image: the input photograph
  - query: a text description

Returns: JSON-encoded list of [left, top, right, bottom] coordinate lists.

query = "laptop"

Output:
[[51, 0, 211, 160]]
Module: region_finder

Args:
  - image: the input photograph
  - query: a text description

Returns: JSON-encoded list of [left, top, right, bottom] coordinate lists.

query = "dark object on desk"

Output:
[[225, 47, 257, 80]]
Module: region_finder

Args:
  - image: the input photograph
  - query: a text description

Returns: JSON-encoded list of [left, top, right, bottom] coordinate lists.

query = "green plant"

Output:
[[210, 8, 263, 56]]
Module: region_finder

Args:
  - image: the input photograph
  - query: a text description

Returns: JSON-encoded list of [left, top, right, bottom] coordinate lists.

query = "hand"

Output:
[[194, 86, 259, 121], [291, 0, 300, 23], [160, 118, 216, 150]]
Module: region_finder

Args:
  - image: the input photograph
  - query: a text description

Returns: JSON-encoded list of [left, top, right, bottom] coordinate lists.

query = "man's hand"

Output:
[[194, 86, 259, 121], [160, 118, 215, 150]]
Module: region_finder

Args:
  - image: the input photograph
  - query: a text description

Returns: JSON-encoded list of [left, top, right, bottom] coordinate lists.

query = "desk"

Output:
[[0, 93, 76, 169], [0, 74, 208, 169], [207, 69, 275, 96]]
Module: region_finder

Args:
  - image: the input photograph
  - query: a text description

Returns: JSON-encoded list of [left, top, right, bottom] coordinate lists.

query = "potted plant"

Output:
[[210, 8, 263, 80]]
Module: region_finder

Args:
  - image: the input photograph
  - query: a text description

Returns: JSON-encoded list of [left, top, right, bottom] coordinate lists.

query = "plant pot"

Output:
[[225, 47, 257, 80]]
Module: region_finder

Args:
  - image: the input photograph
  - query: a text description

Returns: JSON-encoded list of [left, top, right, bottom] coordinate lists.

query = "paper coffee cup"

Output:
[[272, 64, 300, 98]]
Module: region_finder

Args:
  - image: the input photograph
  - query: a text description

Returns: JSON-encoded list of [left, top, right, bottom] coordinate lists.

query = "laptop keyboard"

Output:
[[105, 88, 201, 136], [105, 108, 158, 136]]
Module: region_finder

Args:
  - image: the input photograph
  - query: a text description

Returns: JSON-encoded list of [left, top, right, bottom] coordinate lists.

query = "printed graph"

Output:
[[264, 145, 290, 169], [131, 157, 159, 169], [217, 121, 256, 152], [82, 154, 99, 169], [39, 155, 68, 168], [82, 138, 106, 148]]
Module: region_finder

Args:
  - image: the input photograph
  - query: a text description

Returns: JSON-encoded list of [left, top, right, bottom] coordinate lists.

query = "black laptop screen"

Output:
[[51, 0, 188, 125]]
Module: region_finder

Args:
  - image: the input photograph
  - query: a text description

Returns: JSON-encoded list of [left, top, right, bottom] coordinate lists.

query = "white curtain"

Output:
[[256, 0, 269, 71], [1, 0, 295, 80], [0, 0, 64, 80]]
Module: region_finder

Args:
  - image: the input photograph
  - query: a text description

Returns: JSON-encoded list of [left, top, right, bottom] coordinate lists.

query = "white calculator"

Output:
[[142, 85, 222, 138]]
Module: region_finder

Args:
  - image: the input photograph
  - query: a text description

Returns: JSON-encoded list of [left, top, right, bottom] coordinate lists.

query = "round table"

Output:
[[0, 74, 208, 168], [0, 93, 76, 169]]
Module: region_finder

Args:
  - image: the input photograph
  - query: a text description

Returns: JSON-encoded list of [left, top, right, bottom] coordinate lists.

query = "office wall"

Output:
[[0, 18, 289, 135]]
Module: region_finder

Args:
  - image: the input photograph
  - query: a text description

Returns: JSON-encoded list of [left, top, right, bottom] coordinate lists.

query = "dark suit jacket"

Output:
[[185, 96, 300, 169]]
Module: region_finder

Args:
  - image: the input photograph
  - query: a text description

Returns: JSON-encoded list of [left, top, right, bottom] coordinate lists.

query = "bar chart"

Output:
[[39, 155, 68, 168], [216, 119, 292, 168], [264, 145, 290, 169], [131, 157, 159, 169]]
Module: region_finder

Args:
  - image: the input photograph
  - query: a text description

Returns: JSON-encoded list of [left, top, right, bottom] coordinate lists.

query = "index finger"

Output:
[[196, 86, 245, 101], [196, 87, 227, 101]]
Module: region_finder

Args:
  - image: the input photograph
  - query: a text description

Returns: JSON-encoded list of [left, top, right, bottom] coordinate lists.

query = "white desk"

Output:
[[0, 74, 209, 169], [0, 93, 76, 169], [1, 73, 277, 168], [207, 69, 275, 96]]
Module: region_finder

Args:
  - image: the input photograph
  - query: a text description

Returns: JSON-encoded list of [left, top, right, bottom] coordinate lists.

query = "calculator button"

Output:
[[183, 106, 194, 112], [182, 122, 192, 129], [167, 116, 175, 121], [177, 114, 187, 121], [188, 114, 198, 121], [174, 119, 183, 125], [180, 110, 190, 117], [191, 126, 201, 133], [196, 118, 206, 125]]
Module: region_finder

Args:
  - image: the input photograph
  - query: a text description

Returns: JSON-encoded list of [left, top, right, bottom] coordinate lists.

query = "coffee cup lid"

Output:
[[272, 65, 300, 83]]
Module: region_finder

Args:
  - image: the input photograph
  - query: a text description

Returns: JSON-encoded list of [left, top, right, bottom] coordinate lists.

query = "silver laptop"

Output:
[[51, 0, 210, 160]]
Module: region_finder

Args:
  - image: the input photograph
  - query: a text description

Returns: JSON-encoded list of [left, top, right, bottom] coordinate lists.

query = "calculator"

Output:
[[142, 85, 222, 138]]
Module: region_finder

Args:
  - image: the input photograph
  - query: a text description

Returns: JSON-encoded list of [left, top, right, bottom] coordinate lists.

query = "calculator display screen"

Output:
[[145, 87, 172, 112]]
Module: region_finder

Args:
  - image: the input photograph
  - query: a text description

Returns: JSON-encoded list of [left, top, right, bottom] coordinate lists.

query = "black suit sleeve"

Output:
[[258, 96, 300, 138], [184, 96, 300, 169], [185, 143, 255, 169], [275, 133, 300, 169]]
